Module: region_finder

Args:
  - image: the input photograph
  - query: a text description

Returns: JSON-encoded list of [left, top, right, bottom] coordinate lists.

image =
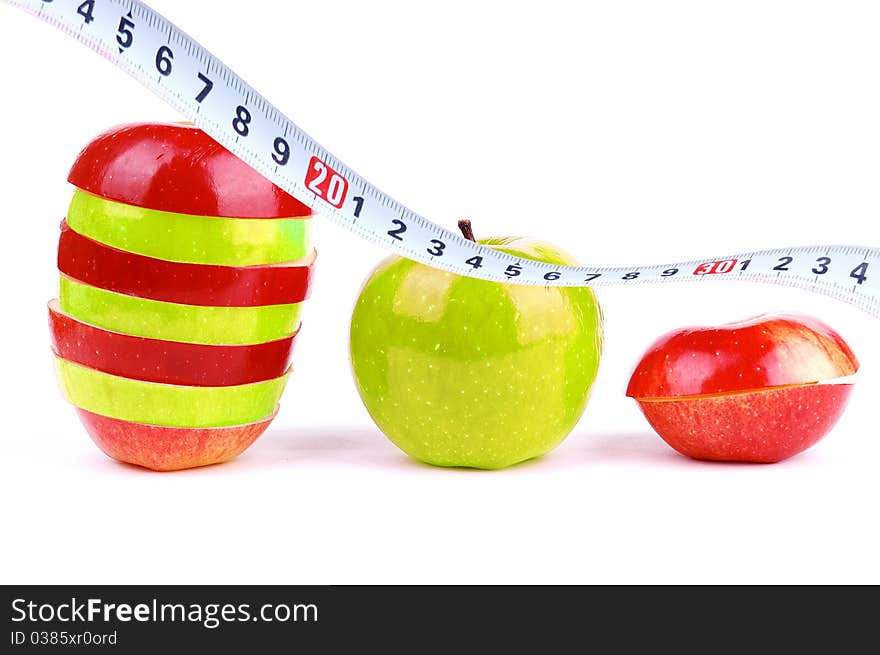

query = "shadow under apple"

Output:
[[77, 424, 830, 474]]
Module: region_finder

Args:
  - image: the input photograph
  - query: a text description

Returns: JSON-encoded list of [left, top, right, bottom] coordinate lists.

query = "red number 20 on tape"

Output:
[[305, 156, 349, 209]]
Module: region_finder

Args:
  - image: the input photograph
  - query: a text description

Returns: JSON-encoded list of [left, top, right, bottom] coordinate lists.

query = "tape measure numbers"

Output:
[[4, 0, 880, 317]]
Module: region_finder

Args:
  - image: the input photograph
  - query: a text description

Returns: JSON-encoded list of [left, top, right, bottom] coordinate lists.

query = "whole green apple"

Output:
[[350, 221, 603, 469]]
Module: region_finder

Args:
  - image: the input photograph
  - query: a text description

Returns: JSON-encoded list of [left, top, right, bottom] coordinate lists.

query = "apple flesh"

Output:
[[627, 314, 858, 463], [55, 356, 290, 428], [76, 407, 278, 472], [59, 276, 303, 346], [67, 190, 312, 266], [350, 221, 603, 470]]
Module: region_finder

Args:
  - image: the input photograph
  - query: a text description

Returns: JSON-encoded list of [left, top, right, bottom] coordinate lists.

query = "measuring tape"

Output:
[[4, 0, 880, 318]]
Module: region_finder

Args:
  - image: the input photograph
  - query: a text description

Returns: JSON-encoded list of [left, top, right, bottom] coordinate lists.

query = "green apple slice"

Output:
[[55, 356, 290, 427], [67, 190, 311, 266], [60, 277, 302, 345]]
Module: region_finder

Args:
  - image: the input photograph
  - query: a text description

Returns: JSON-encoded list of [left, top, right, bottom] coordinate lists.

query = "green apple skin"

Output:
[[350, 237, 603, 469]]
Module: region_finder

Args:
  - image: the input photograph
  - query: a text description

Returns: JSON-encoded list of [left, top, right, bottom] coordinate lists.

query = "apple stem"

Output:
[[458, 219, 476, 242]]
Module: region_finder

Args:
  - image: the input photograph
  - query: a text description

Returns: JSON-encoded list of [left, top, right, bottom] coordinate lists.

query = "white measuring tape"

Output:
[[4, 0, 880, 318]]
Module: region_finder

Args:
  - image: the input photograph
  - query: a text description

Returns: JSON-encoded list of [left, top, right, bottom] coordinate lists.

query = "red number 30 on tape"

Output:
[[693, 259, 738, 276]]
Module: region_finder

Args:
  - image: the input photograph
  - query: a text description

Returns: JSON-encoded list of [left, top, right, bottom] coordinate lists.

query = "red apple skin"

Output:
[[49, 300, 297, 386], [628, 313, 858, 463], [57, 222, 314, 307], [68, 123, 312, 218], [635, 384, 854, 463], [626, 313, 858, 399], [76, 407, 277, 471]]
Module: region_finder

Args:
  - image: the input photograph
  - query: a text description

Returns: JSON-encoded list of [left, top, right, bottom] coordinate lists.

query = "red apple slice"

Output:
[[68, 123, 312, 218], [635, 384, 854, 463], [76, 406, 278, 471], [57, 222, 315, 307], [49, 300, 297, 386], [627, 313, 859, 463]]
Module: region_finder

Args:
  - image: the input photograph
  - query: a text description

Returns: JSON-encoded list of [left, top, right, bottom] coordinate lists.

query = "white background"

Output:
[[1, 0, 879, 584]]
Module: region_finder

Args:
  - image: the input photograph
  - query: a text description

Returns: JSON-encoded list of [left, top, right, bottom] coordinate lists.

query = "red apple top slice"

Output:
[[626, 313, 859, 400], [68, 122, 312, 218]]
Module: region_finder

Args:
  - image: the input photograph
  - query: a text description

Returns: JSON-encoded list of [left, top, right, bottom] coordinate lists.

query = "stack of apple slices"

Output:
[[48, 123, 315, 471]]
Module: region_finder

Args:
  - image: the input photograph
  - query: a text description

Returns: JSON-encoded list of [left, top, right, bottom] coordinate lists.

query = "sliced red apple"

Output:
[[58, 222, 315, 307], [627, 313, 859, 463], [58, 121, 309, 472], [635, 384, 854, 463], [49, 300, 297, 386], [76, 406, 278, 472], [68, 122, 312, 218]]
